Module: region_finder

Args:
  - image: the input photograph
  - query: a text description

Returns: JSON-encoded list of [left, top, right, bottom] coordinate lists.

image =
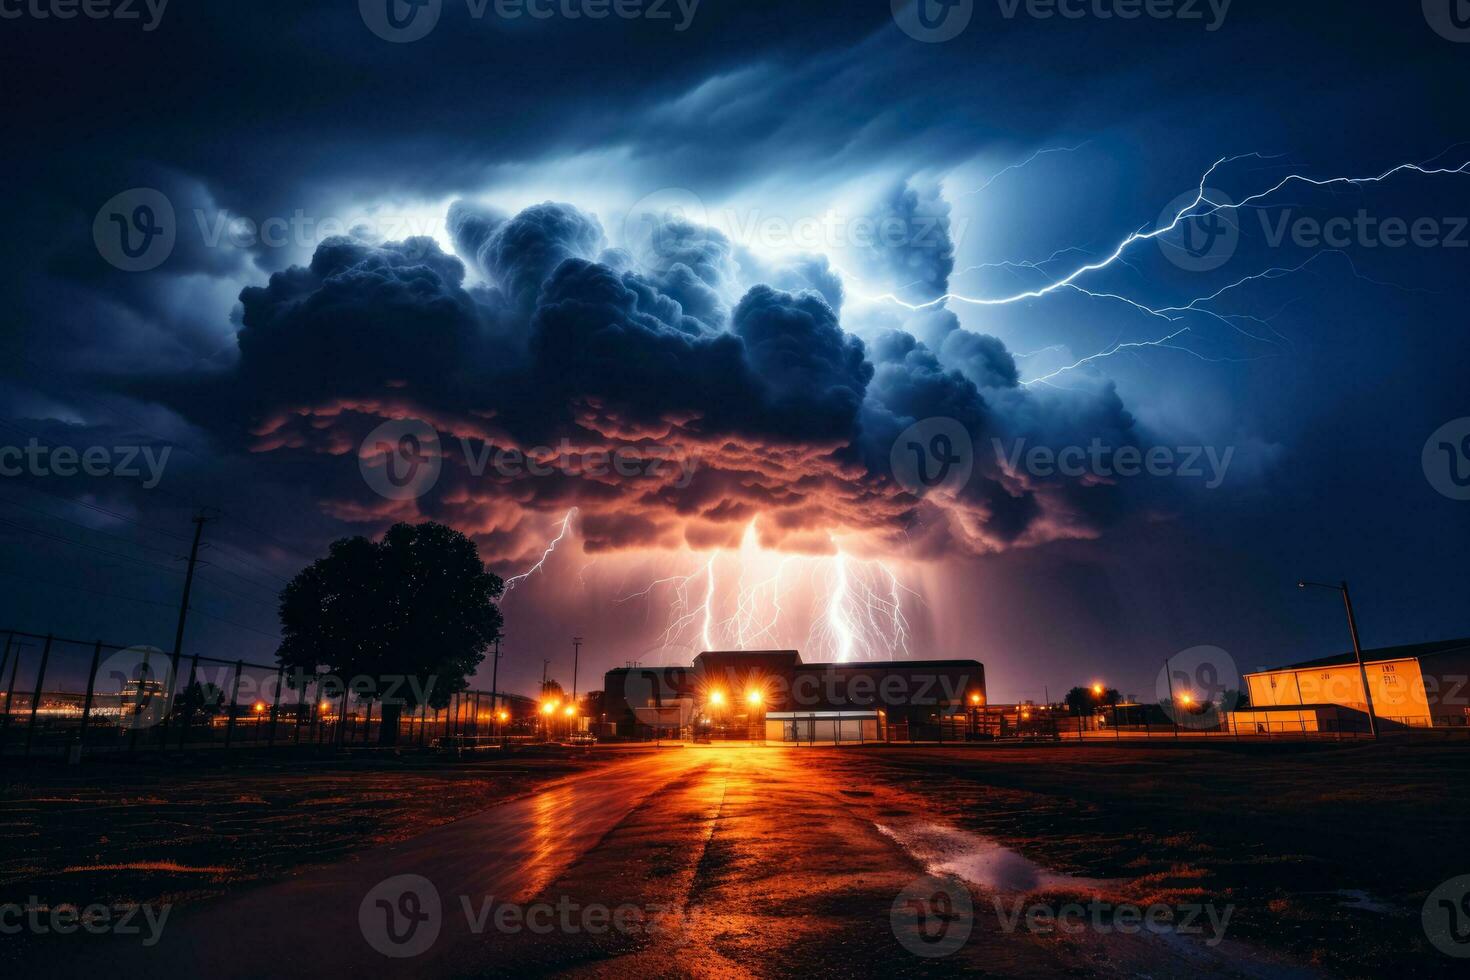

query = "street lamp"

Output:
[[1298, 579, 1379, 738]]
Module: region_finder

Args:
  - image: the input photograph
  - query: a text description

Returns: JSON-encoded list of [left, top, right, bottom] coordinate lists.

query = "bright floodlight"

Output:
[[709, 690, 725, 706], [1091, 683, 1104, 696], [563, 705, 576, 717], [540, 702, 555, 715], [746, 690, 762, 706]]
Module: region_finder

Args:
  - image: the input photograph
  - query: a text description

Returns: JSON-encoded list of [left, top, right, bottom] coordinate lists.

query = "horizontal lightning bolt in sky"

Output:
[[845, 152, 1470, 385]]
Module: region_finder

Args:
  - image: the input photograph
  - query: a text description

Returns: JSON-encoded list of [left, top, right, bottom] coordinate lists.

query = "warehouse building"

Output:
[[1240, 637, 1470, 730], [603, 649, 986, 742]]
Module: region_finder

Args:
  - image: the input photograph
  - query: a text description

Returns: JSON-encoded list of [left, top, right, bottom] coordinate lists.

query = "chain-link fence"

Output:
[[0, 629, 529, 761]]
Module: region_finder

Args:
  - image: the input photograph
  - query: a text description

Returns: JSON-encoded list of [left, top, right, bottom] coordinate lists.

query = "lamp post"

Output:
[[571, 636, 582, 702], [1298, 579, 1378, 739]]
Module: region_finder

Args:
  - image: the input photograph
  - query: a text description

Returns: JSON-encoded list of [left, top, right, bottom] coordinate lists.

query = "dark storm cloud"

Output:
[[179, 192, 1154, 561], [855, 179, 956, 303]]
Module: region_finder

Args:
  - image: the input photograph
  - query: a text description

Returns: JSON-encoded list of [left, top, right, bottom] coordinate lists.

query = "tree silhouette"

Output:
[[1064, 685, 1122, 715], [276, 522, 503, 745]]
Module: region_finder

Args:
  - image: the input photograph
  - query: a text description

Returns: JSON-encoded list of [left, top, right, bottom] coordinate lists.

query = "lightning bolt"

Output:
[[955, 141, 1093, 197], [618, 529, 918, 661], [843, 151, 1470, 382], [872, 153, 1470, 311], [501, 507, 577, 596]]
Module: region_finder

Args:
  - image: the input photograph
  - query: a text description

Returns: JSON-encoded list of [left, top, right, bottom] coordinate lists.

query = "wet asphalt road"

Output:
[[64, 745, 1314, 979]]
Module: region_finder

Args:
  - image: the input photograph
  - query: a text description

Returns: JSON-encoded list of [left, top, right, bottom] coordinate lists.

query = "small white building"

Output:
[[764, 710, 883, 744]]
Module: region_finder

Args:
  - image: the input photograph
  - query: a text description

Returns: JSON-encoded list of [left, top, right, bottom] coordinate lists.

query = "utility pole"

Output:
[[1299, 579, 1379, 739], [164, 510, 210, 746], [1340, 582, 1378, 739], [571, 635, 582, 701], [542, 659, 550, 696], [490, 637, 502, 736]]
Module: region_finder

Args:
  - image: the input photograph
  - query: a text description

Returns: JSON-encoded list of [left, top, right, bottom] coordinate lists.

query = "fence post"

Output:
[[176, 653, 200, 751], [224, 660, 243, 749], [0, 631, 12, 690], [294, 670, 308, 745], [0, 634, 16, 751], [268, 666, 285, 746], [76, 641, 103, 760], [23, 635, 54, 758]]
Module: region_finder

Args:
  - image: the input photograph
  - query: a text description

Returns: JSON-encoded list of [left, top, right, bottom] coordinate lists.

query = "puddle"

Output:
[[1332, 889, 1404, 915], [875, 820, 1105, 894]]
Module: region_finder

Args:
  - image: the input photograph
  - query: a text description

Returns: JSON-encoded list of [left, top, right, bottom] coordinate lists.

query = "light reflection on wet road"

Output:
[[89, 746, 1313, 978]]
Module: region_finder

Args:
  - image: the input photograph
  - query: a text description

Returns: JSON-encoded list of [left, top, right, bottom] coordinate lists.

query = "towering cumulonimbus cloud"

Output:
[[204, 192, 1148, 562]]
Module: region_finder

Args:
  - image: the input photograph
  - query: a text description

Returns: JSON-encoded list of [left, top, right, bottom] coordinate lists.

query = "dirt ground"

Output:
[[828, 740, 1470, 977], [2, 740, 1467, 977], [0, 746, 615, 911]]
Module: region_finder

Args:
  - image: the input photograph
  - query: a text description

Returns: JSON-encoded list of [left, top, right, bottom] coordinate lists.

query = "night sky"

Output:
[[2, 0, 1467, 703]]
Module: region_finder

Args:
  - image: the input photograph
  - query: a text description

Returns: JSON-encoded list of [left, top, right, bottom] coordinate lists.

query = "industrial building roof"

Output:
[[1257, 637, 1470, 673]]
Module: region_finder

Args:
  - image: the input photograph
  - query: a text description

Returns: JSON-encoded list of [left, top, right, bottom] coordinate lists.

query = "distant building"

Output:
[[1242, 638, 1470, 729], [603, 649, 986, 742]]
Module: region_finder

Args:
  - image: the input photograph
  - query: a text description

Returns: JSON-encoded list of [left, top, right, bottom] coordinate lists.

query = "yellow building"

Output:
[[1244, 638, 1470, 729]]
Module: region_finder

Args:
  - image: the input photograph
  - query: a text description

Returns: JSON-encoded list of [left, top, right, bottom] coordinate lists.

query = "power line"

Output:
[[0, 516, 186, 577], [0, 491, 185, 561]]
